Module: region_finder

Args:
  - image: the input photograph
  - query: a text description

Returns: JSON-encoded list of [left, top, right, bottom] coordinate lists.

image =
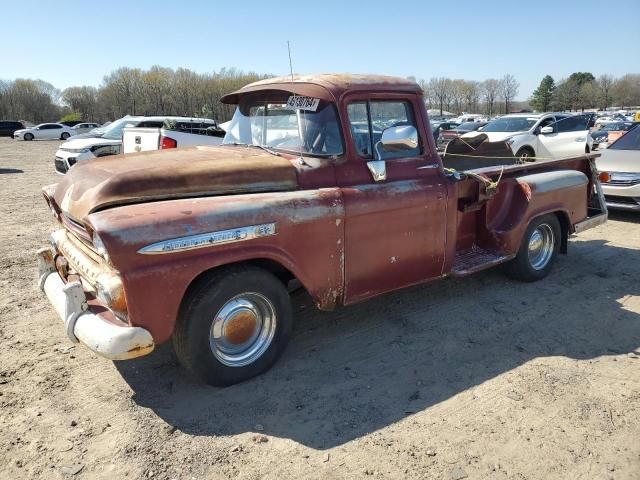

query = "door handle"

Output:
[[417, 164, 439, 170]]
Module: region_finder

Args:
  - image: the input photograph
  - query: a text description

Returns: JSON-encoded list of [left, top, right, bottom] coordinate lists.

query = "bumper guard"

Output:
[[37, 247, 154, 360]]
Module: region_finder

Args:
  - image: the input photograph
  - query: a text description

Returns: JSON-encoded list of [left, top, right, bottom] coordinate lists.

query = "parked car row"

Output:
[[459, 112, 593, 161], [1, 121, 102, 140], [54, 115, 220, 174]]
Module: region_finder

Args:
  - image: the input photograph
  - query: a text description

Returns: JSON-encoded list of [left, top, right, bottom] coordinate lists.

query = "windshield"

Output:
[[601, 122, 632, 131], [101, 117, 139, 140], [222, 94, 343, 156], [456, 122, 482, 132], [482, 117, 537, 132], [609, 125, 640, 151]]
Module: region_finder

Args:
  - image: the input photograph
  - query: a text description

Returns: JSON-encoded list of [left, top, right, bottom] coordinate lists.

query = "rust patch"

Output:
[[54, 146, 299, 221]]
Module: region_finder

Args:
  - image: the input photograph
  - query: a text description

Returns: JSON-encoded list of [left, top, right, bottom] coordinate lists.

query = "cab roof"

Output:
[[220, 73, 423, 104]]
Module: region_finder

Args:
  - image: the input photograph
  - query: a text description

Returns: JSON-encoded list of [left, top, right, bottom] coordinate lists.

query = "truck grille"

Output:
[[605, 195, 640, 206]]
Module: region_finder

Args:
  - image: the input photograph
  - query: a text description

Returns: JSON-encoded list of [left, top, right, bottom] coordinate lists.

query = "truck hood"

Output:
[[53, 145, 299, 221]]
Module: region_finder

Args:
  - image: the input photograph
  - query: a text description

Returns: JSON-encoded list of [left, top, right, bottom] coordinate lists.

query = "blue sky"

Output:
[[3, 0, 638, 100]]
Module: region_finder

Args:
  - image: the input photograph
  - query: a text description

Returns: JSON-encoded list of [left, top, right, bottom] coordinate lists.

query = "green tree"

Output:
[[59, 112, 83, 123], [530, 75, 556, 112], [568, 72, 595, 86]]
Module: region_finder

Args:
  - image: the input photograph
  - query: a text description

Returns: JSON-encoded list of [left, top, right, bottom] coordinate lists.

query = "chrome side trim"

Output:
[[138, 223, 277, 255]]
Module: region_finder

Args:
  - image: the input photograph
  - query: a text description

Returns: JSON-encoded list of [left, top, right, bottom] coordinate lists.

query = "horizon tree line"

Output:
[[0, 68, 639, 124]]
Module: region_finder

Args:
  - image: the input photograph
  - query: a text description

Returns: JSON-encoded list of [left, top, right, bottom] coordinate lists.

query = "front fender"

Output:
[[87, 189, 345, 343]]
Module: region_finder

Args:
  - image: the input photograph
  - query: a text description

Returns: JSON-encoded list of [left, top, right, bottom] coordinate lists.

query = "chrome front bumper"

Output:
[[36, 247, 154, 360]]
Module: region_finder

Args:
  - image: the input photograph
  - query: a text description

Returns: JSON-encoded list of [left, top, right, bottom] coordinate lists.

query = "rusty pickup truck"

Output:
[[37, 74, 608, 386]]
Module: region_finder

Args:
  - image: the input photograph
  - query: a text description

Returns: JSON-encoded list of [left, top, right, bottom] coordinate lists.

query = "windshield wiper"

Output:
[[225, 142, 281, 157], [247, 144, 281, 156]]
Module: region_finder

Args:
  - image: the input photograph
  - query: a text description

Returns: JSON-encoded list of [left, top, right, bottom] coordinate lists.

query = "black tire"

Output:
[[61, 132, 70, 140], [515, 147, 535, 162], [504, 214, 561, 282], [24, 133, 34, 141], [173, 265, 293, 386]]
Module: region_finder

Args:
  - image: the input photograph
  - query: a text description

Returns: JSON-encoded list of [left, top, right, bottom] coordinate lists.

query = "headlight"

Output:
[[92, 232, 110, 264], [505, 137, 515, 145], [95, 273, 127, 317], [90, 145, 118, 157]]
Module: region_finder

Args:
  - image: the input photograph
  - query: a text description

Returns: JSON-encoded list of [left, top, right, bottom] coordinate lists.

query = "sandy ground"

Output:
[[0, 137, 638, 480]]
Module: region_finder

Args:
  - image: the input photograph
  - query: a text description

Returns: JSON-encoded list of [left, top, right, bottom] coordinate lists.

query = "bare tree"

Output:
[[428, 77, 452, 115], [613, 74, 640, 109], [499, 74, 519, 113], [62, 86, 98, 120], [597, 74, 614, 110], [450, 79, 466, 114], [461, 80, 481, 113], [482, 79, 500, 117]]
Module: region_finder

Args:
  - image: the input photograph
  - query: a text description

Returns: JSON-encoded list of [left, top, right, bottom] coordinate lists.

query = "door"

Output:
[[338, 95, 448, 304], [38, 124, 58, 139], [538, 115, 589, 158]]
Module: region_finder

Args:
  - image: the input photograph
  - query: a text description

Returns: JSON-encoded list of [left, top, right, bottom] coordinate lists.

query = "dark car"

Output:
[[591, 122, 637, 149], [60, 120, 83, 127], [437, 121, 488, 151], [0, 121, 26, 138], [431, 121, 460, 142]]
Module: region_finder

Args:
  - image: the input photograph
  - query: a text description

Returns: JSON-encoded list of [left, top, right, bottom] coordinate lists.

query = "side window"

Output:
[[347, 102, 371, 157], [137, 121, 164, 128], [52, 124, 62, 129], [556, 115, 589, 133], [539, 117, 556, 133], [347, 100, 420, 159]]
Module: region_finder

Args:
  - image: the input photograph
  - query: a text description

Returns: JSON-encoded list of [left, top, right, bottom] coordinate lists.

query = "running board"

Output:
[[451, 246, 515, 276]]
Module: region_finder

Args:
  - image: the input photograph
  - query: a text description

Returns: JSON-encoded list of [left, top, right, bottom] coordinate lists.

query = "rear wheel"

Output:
[[515, 147, 534, 162], [61, 132, 70, 140], [173, 265, 293, 386], [504, 214, 561, 282], [24, 133, 34, 141]]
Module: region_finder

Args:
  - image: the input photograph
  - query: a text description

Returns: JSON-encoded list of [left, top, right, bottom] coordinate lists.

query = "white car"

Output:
[[71, 122, 101, 135], [461, 113, 592, 161], [595, 125, 640, 211], [13, 123, 75, 141], [54, 115, 202, 174]]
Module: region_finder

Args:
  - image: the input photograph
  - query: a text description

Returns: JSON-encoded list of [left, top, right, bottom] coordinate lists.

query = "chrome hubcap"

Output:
[[209, 293, 276, 367], [528, 224, 554, 270]]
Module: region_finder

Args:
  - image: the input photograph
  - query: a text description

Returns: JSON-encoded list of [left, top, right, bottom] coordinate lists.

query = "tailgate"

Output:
[[122, 127, 161, 154]]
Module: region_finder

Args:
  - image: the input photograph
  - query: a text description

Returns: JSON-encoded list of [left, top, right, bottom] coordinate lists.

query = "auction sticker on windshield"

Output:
[[286, 96, 320, 112]]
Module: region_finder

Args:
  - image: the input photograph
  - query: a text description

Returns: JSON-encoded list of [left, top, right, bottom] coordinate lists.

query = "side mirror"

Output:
[[540, 126, 554, 135], [367, 125, 419, 182]]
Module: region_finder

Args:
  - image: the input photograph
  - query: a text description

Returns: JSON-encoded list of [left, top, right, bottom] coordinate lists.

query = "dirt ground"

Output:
[[0, 137, 638, 480]]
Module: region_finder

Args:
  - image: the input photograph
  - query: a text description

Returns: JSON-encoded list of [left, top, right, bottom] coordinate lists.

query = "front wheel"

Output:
[[24, 133, 34, 141], [504, 214, 561, 282], [515, 147, 534, 162], [173, 265, 293, 386]]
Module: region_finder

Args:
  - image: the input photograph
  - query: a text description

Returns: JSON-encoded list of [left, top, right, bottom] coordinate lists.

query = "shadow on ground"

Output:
[[0, 168, 23, 174], [115, 239, 640, 449], [608, 210, 640, 224]]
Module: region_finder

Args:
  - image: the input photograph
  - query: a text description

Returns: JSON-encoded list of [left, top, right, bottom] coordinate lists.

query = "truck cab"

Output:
[[37, 74, 608, 386]]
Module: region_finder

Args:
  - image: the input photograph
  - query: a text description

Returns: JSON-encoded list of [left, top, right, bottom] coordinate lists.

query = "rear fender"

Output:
[[483, 170, 588, 254]]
